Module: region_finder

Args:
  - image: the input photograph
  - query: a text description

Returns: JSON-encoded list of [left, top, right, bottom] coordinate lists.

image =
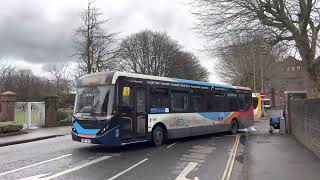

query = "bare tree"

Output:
[[47, 63, 72, 97], [73, 0, 118, 75], [215, 35, 284, 90], [0, 69, 56, 101], [193, 0, 320, 90], [0, 58, 15, 93], [118, 30, 181, 76], [167, 51, 209, 81], [118, 30, 209, 80]]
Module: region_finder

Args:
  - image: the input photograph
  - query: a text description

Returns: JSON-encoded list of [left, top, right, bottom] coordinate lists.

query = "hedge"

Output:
[[0, 122, 23, 134], [57, 109, 73, 121]]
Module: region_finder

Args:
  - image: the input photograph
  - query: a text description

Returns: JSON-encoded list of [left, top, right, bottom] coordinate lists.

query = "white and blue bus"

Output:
[[71, 71, 254, 146]]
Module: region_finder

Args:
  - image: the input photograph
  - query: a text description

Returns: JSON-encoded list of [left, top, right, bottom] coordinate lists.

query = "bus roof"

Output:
[[79, 71, 251, 91], [112, 71, 237, 89]]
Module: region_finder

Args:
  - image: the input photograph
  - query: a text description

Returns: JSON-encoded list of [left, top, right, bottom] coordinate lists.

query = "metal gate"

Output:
[[15, 102, 45, 129]]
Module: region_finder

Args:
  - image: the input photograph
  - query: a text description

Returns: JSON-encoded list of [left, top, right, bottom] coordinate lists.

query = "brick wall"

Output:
[[291, 98, 320, 158]]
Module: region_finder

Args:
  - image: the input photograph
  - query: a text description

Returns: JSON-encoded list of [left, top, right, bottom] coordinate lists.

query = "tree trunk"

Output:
[[296, 40, 319, 95]]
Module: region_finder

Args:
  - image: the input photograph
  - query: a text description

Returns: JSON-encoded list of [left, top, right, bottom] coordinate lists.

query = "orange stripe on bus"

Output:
[[224, 112, 239, 125], [78, 134, 96, 138]]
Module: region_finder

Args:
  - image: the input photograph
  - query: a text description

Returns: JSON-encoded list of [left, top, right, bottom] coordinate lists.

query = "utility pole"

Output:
[[261, 53, 264, 92], [253, 47, 256, 92]]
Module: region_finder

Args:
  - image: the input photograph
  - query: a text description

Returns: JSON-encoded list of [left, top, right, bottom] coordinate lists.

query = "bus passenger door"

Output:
[[134, 87, 147, 137], [119, 86, 134, 139]]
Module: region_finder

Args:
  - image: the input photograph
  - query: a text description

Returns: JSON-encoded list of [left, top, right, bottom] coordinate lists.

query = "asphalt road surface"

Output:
[[0, 133, 243, 180]]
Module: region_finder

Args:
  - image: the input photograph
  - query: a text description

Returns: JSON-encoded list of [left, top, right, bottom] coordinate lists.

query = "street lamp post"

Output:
[[261, 53, 264, 92], [253, 56, 256, 92]]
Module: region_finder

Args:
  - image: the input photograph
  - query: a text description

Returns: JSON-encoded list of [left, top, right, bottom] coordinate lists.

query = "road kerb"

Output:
[[0, 135, 65, 147]]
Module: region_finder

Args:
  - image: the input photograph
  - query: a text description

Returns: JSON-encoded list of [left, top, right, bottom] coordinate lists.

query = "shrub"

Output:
[[58, 116, 72, 126], [0, 116, 6, 122], [57, 109, 73, 121], [57, 110, 69, 121], [0, 122, 23, 134]]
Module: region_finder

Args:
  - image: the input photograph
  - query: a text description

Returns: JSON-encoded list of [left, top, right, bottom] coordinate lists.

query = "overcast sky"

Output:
[[0, 0, 221, 82]]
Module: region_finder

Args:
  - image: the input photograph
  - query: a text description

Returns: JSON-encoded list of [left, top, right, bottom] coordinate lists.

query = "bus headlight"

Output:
[[100, 125, 109, 134]]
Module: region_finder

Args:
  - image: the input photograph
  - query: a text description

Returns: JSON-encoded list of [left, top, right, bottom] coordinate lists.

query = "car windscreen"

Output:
[[263, 100, 270, 105]]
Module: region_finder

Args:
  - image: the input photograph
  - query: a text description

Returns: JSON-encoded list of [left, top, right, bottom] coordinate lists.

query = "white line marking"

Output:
[[44, 155, 111, 180], [226, 135, 240, 180], [0, 154, 72, 177], [107, 158, 148, 180], [18, 173, 51, 180], [167, 143, 177, 149], [220, 135, 240, 180], [175, 162, 198, 180]]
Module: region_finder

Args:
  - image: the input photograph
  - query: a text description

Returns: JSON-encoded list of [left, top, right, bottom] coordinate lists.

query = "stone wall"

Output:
[[290, 98, 320, 158]]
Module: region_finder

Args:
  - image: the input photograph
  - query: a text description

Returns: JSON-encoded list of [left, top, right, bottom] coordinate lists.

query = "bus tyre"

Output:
[[230, 120, 238, 134], [152, 125, 165, 146]]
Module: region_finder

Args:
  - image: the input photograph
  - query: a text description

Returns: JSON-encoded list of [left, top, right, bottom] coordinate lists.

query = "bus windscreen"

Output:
[[75, 85, 112, 116]]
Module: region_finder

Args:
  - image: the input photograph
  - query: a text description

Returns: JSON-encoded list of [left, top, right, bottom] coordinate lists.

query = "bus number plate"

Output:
[[81, 138, 91, 143]]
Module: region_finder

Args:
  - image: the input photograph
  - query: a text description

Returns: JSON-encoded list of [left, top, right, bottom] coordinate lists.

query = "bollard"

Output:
[[280, 117, 286, 135]]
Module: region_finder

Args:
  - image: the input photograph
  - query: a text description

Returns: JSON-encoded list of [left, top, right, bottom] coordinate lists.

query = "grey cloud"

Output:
[[0, 0, 218, 81], [0, 8, 80, 63]]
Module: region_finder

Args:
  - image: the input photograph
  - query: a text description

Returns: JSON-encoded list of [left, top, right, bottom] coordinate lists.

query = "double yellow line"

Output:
[[221, 135, 240, 180]]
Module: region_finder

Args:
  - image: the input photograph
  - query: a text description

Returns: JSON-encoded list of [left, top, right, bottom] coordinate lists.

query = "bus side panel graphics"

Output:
[[199, 112, 239, 125], [147, 112, 239, 132], [238, 105, 255, 128]]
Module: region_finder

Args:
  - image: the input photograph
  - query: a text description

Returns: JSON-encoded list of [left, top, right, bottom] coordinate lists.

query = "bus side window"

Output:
[[227, 93, 239, 111], [191, 95, 202, 112], [214, 93, 226, 112], [244, 93, 252, 110], [150, 88, 169, 109], [207, 93, 215, 112], [238, 93, 245, 111], [253, 97, 258, 109], [171, 92, 188, 112]]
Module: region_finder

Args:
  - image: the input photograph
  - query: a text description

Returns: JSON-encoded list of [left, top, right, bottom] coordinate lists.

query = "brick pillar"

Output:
[[0, 91, 17, 122], [45, 96, 58, 127]]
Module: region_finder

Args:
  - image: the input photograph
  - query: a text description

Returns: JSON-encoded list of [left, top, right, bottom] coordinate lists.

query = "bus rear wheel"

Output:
[[152, 125, 165, 146], [230, 120, 238, 134]]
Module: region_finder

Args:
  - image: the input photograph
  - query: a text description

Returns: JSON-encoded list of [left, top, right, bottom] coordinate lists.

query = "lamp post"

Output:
[[261, 52, 264, 92], [253, 55, 256, 92]]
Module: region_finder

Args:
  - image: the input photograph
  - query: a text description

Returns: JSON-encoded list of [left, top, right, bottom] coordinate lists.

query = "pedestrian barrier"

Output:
[[15, 102, 45, 129]]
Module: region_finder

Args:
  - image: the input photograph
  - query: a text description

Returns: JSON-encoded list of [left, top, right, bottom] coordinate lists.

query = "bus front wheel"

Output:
[[230, 120, 238, 134], [152, 125, 165, 146]]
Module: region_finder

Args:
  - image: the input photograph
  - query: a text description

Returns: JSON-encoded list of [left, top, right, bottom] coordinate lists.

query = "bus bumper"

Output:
[[71, 127, 122, 147]]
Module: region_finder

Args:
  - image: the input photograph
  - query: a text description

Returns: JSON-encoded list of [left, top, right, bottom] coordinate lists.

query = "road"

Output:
[[0, 133, 244, 180]]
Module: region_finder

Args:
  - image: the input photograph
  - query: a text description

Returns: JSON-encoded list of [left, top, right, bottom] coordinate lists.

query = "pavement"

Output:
[[247, 119, 320, 180], [0, 126, 71, 147]]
